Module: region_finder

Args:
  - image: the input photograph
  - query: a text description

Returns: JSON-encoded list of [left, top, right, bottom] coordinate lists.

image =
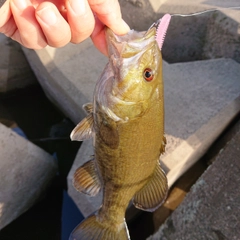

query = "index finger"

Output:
[[89, 0, 130, 35]]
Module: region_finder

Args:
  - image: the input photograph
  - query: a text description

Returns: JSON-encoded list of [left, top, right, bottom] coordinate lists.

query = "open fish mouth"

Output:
[[106, 29, 156, 61], [106, 14, 171, 65]]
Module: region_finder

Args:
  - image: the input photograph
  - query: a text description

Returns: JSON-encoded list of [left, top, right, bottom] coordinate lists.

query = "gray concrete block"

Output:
[[164, 59, 240, 140], [0, 34, 37, 93], [203, 9, 240, 63], [21, 40, 107, 124], [0, 123, 57, 229], [148, 122, 240, 240], [162, 59, 240, 186]]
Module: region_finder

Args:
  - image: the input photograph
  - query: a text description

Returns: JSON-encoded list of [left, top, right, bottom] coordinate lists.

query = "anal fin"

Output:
[[133, 163, 168, 212], [73, 159, 101, 196]]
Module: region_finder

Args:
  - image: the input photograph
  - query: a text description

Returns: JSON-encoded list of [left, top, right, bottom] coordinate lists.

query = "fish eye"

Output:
[[143, 68, 154, 81]]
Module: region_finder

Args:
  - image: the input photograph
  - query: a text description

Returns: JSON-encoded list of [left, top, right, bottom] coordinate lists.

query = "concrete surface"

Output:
[[0, 123, 57, 230], [148, 121, 240, 240], [20, 0, 240, 220], [203, 9, 240, 63], [22, 39, 107, 124], [0, 34, 36, 93], [163, 59, 240, 178]]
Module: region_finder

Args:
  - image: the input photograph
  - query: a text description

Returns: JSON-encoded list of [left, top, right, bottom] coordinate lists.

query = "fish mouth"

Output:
[[145, 18, 161, 35], [106, 14, 171, 57], [106, 26, 156, 59]]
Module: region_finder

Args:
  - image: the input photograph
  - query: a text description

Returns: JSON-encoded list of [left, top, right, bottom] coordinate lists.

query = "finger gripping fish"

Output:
[[69, 14, 171, 240]]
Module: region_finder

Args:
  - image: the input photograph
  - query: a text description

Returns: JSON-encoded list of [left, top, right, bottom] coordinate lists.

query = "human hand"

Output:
[[0, 0, 130, 55]]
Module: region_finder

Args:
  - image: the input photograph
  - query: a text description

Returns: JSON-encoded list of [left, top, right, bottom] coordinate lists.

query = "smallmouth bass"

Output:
[[69, 14, 171, 240]]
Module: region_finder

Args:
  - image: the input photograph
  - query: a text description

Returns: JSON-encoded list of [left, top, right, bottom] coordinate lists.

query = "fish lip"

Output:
[[146, 19, 160, 34], [106, 28, 145, 44], [106, 27, 156, 59]]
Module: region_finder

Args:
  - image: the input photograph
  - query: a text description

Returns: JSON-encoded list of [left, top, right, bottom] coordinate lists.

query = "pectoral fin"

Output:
[[133, 163, 168, 212], [70, 113, 94, 141], [73, 159, 101, 196]]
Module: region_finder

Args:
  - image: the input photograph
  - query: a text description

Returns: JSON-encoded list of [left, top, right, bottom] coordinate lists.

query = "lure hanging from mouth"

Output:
[[155, 14, 171, 50], [69, 14, 171, 240]]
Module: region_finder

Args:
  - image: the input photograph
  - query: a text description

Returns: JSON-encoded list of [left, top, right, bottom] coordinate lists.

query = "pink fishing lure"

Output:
[[156, 14, 171, 50]]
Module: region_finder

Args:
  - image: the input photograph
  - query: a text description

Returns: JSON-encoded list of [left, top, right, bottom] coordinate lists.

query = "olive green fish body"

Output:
[[69, 14, 171, 240], [95, 98, 165, 223]]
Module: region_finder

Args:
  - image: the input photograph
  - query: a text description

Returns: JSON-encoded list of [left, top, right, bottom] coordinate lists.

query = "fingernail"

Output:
[[68, 0, 86, 15], [121, 19, 130, 33], [115, 20, 130, 35], [37, 6, 57, 26], [13, 0, 28, 10]]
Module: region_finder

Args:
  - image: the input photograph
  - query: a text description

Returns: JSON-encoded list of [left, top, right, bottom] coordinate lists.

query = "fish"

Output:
[[69, 14, 171, 240]]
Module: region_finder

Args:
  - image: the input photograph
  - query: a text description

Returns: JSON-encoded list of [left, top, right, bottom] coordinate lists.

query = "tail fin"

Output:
[[69, 213, 130, 240]]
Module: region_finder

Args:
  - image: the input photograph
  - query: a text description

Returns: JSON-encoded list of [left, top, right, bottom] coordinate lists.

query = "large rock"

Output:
[[0, 123, 57, 230], [0, 34, 36, 93], [148, 121, 240, 240]]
